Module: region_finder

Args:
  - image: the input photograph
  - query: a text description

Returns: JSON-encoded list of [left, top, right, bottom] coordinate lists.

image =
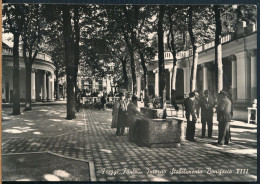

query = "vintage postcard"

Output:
[[1, 0, 257, 182]]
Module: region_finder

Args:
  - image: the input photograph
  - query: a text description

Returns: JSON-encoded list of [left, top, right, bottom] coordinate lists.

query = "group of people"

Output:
[[184, 90, 233, 146], [111, 92, 142, 142]]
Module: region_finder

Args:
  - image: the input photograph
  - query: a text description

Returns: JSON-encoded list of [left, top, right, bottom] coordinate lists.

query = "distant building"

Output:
[[2, 42, 55, 103]]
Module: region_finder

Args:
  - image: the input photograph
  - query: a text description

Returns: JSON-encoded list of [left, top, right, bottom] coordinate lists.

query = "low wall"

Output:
[[135, 116, 185, 148], [140, 107, 165, 119]]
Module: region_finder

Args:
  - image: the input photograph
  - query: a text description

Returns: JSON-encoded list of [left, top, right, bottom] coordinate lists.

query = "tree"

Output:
[[214, 5, 223, 93], [61, 5, 76, 119], [3, 4, 25, 115], [157, 5, 166, 108], [188, 6, 199, 92], [21, 4, 44, 111]]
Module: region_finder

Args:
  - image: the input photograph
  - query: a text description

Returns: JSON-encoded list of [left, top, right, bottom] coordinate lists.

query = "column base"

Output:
[[47, 99, 52, 102], [42, 99, 47, 103], [31, 99, 36, 103], [235, 99, 252, 104]]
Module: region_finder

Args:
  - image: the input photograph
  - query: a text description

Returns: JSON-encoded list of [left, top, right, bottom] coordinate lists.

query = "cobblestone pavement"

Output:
[[2, 105, 257, 182]]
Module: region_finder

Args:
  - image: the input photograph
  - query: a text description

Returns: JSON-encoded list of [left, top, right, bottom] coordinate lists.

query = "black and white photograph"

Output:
[[1, 1, 258, 182]]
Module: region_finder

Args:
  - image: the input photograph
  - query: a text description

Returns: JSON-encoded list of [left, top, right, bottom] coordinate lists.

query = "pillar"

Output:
[[202, 64, 208, 91], [52, 74, 55, 101], [107, 76, 111, 94], [137, 74, 141, 99], [42, 71, 47, 102], [235, 51, 251, 103], [31, 69, 36, 102], [183, 67, 190, 96], [47, 73, 51, 102], [153, 69, 159, 96], [250, 49, 257, 100], [231, 56, 237, 102]]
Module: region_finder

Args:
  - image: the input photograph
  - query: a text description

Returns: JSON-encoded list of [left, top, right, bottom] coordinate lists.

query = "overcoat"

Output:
[[217, 96, 232, 122], [111, 101, 120, 128], [200, 96, 215, 121]]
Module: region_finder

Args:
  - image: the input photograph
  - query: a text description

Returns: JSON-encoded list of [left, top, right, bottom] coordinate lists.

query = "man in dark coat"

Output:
[[184, 92, 197, 141], [216, 91, 232, 145], [200, 90, 215, 138]]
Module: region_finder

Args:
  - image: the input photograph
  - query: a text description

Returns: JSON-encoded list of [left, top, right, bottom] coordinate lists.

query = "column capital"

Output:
[[32, 68, 37, 73], [153, 69, 158, 73], [248, 49, 257, 57], [201, 64, 207, 68], [235, 51, 249, 59], [228, 55, 237, 62], [168, 68, 174, 72]]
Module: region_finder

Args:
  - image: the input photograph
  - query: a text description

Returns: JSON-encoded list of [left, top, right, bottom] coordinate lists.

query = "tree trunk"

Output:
[[62, 5, 76, 120], [121, 59, 128, 90], [167, 12, 178, 100], [124, 34, 136, 94], [214, 5, 223, 93], [24, 62, 32, 111], [190, 47, 198, 92], [188, 7, 198, 92], [158, 5, 166, 109], [73, 6, 80, 109], [139, 49, 149, 99], [12, 32, 21, 115]]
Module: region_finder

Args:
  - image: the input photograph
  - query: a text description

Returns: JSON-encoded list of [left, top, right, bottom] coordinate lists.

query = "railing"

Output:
[[152, 23, 256, 62], [82, 96, 119, 104], [2, 47, 52, 63]]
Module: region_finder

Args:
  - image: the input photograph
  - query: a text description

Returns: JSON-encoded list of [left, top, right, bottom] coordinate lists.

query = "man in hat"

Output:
[[200, 90, 215, 138], [216, 91, 232, 145], [184, 92, 197, 141]]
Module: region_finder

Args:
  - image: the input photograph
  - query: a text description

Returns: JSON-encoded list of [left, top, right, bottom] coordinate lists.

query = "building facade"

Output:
[[2, 43, 55, 103], [143, 22, 257, 106]]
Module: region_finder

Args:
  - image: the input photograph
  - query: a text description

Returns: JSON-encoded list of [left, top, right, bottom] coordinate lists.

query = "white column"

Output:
[[52, 74, 55, 101], [42, 71, 47, 102], [183, 67, 190, 96], [231, 56, 237, 102], [31, 69, 36, 102], [202, 64, 208, 91], [137, 74, 141, 99], [47, 73, 51, 102], [106, 76, 111, 94], [250, 50, 257, 100], [235, 51, 251, 103], [92, 78, 96, 92], [153, 69, 159, 96]]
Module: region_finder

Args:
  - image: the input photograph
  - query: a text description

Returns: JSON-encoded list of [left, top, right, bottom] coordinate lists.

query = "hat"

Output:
[[219, 91, 227, 96], [118, 92, 125, 97], [204, 90, 209, 95], [189, 92, 195, 98]]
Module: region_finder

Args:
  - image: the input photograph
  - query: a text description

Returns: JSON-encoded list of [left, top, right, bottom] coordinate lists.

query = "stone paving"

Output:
[[1, 105, 257, 182]]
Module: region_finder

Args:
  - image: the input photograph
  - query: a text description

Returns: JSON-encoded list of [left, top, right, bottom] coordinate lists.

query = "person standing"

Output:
[[116, 92, 128, 135], [111, 97, 120, 133], [184, 92, 197, 142], [216, 91, 232, 145], [127, 95, 142, 143], [101, 94, 107, 110], [200, 90, 215, 138]]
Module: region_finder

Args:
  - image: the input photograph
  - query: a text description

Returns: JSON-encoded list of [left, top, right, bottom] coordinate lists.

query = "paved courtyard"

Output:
[[2, 105, 257, 182]]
